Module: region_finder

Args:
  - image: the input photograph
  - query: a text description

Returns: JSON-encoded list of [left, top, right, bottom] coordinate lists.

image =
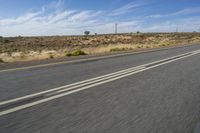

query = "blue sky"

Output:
[[0, 0, 200, 36]]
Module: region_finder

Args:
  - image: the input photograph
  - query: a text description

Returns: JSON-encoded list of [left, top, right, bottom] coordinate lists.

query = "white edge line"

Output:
[[0, 49, 198, 106], [0, 50, 199, 117], [0, 66, 144, 106]]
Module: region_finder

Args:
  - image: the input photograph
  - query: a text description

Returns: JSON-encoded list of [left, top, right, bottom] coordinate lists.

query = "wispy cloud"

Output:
[[109, 1, 147, 16], [0, 10, 43, 26], [147, 7, 200, 18], [48, 10, 77, 24], [43, 0, 65, 12], [170, 7, 200, 16], [67, 11, 102, 22]]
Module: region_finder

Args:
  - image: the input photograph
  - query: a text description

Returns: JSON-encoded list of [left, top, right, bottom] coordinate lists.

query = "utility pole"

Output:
[[115, 23, 118, 34], [114, 23, 118, 43]]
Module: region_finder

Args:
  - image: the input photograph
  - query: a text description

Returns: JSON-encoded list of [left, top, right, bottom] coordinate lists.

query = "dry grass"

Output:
[[0, 33, 200, 62], [0, 50, 66, 62], [82, 44, 136, 54], [82, 43, 176, 54]]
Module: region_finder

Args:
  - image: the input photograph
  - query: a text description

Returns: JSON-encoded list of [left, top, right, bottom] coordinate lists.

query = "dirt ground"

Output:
[[0, 33, 200, 62]]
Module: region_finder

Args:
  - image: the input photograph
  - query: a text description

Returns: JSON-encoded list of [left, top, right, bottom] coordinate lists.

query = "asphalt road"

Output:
[[0, 44, 200, 133]]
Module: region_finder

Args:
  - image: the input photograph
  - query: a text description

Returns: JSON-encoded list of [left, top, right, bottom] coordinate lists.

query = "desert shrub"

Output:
[[20, 53, 26, 59], [49, 53, 54, 59], [0, 58, 4, 63], [144, 45, 151, 48], [110, 48, 124, 52], [4, 39, 10, 43], [160, 42, 170, 47], [66, 52, 72, 56], [104, 36, 109, 39], [66, 49, 86, 56], [71, 50, 86, 56], [110, 47, 133, 52]]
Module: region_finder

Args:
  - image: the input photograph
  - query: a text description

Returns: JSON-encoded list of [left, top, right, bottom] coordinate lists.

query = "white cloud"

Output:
[[48, 10, 77, 24], [0, 7, 104, 36], [0, 10, 43, 26], [147, 7, 200, 18], [109, 1, 146, 16], [170, 7, 200, 16], [67, 11, 102, 22], [0, 0, 200, 37]]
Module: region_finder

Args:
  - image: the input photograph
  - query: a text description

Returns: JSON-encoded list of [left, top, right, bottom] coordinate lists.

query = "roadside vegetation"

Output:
[[110, 47, 133, 52], [66, 49, 87, 56], [0, 58, 4, 63], [0, 33, 200, 62]]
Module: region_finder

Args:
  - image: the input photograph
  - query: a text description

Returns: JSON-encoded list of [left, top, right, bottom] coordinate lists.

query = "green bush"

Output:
[[66, 49, 86, 56]]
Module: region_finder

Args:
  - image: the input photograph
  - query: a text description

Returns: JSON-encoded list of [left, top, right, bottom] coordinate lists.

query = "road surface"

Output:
[[0, 44, 200, 133]]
